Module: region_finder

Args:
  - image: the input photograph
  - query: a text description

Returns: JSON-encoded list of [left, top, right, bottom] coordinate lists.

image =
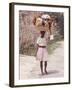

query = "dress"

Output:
[[36, 36, 48, 61]]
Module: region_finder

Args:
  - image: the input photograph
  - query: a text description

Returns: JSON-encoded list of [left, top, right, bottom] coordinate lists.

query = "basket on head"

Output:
[[33, 14, 51, 32]]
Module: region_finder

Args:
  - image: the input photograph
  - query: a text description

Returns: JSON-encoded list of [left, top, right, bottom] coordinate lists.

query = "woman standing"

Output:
[[33, 14, 54, 75], [36, 31, 48, 75]]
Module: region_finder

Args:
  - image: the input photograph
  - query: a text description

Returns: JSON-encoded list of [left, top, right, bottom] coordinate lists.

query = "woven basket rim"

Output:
[[35, 25, 49, 32]]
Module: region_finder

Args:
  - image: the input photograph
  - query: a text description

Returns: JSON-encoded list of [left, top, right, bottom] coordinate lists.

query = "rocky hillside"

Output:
[[19, 11, 64, 55]]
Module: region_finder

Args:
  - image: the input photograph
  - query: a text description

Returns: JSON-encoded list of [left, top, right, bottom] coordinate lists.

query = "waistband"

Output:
[[38, 46, 46, 48]]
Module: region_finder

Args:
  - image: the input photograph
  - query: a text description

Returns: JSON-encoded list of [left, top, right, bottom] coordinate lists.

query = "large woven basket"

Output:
[[34, 14, 51, 32], [35, 25, 50, 32]]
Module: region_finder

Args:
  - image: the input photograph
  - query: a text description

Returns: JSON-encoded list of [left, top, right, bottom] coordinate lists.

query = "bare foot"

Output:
[[41, 72, 44, 75], [45, 70, 48, 74]]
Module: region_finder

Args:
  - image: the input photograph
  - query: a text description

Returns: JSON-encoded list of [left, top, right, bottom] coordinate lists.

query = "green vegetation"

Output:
[[47, 40, 61, 54], [19, 11, 64, 56], [20, 39, 63, 56]]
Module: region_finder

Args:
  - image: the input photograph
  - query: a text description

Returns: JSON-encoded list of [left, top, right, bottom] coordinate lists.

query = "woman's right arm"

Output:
[[35, 44, 39, 56], [36, 44, 39, 51]]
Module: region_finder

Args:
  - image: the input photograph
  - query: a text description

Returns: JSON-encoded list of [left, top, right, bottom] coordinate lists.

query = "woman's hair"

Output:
[[40, 31, 45, 34], [40, 31, 46, 38]]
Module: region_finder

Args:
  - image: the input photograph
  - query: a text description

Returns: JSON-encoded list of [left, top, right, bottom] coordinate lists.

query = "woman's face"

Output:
[[40, 31, 45, 38]]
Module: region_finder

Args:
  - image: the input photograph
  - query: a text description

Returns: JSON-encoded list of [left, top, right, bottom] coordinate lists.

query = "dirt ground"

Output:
[[20, 41, 64, 80]]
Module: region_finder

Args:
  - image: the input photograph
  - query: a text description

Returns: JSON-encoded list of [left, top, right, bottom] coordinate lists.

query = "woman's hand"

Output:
[[50, 35, 54, 40], [35, 44, 39, 56]]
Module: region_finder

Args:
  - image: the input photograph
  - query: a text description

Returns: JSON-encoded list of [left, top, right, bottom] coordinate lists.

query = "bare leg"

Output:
[[44, 61, 48, 74], [40, 61, 44, 75]]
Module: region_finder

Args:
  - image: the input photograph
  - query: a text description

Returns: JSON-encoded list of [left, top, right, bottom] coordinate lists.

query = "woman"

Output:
[[36, 31, 49, 75], [33, 14, 54, 75]]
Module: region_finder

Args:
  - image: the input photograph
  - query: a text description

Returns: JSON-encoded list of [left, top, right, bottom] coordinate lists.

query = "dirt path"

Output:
[[20, 41, 64, 80]]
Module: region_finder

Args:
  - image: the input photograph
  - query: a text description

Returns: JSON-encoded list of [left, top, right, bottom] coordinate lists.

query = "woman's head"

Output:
[[40, 31, 46, 38]]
